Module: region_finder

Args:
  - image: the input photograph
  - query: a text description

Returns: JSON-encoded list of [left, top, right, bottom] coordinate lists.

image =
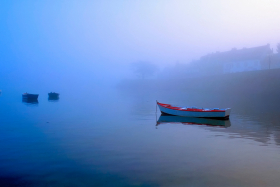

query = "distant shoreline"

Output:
[[117, 68, 280, 108]]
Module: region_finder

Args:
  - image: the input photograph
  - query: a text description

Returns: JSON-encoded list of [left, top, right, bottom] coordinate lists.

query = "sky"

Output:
[[1, 0, 280, 85]]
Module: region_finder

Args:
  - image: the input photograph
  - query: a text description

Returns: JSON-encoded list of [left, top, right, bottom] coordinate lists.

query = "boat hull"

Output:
[[157, 102, 231, 119], [22, 94, 39, 99], [48, 93, 59, 97]]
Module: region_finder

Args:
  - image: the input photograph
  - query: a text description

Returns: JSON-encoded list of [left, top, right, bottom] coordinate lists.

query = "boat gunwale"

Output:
[[157, 102, 229, 113]]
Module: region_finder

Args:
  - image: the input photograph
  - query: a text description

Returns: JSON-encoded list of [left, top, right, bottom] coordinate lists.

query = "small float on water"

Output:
[[48, 92, 59, 101], [22, 93, 39, 104], [157, 101, 231, 119], [48, 92, 59, 97], [22, 93, 39, 99]]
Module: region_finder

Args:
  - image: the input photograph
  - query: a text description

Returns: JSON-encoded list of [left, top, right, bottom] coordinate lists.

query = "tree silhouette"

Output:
[[277, 43, 280, 54], [131, 61, 158, 79]]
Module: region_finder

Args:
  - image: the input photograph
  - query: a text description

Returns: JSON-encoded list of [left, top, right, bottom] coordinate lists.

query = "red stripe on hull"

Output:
[[157, 102, 225, 112]]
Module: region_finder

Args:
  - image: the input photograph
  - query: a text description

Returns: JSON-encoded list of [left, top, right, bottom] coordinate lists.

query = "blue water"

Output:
[[1, 87, 280, 187]]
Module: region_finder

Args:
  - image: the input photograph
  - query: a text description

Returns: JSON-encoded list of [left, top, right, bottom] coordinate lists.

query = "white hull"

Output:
[[157, 102, 231, 118]]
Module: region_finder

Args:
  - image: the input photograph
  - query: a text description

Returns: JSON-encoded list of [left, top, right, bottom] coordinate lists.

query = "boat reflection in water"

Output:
[[48, 96, 59, 102], [156, 114, 231, 128], [22, 98, 39, 105]]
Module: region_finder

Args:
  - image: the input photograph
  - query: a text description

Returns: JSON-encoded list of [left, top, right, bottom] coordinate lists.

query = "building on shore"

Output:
[[158, 44, 280, 79], [191, 44, 280, 76], [199, 44, 273, 74]]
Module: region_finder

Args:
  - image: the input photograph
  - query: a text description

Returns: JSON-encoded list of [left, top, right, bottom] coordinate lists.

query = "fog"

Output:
[[1, 0, 280, 90], [2, 2, 280, 185]]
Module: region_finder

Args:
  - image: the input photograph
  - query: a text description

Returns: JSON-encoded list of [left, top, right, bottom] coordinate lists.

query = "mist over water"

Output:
[[1, 0, 280, 186], [2, 79, 280, 186]]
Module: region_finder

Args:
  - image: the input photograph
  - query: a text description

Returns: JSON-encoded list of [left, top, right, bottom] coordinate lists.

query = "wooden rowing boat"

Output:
[[22, 93, 39, 100], [157, 101, 231, 119]]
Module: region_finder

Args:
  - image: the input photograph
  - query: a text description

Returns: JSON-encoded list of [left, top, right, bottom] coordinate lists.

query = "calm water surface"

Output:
[[0, 87, 280, 187]]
